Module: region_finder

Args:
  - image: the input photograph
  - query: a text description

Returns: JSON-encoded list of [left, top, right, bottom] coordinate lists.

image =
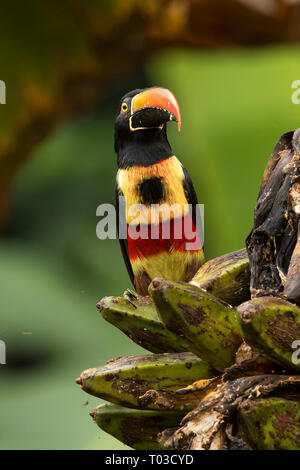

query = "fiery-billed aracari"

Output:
[[115, 87, 204, 295]]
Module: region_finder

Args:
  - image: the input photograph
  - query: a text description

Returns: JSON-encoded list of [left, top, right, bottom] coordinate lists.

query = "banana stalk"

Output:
[[76, 352, 214, 409], [139, 377, 222, 412], [149, 278, 242, 371], [91, 403, 185, 450], [97, 295, 190, 353], [238, 296, 300, 372], [191, 248, 250, 306], [284, 219, 300, 304], [160, 374, 300, 450]]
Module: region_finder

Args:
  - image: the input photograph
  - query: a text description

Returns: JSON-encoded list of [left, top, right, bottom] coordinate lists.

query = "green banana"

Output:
[[191, 248, 250, 306], [76, 352, 214, 409], [91, 403, 185, 450], [97, 295, 190, 353], [238, 296, 300, 372], [149, 278, 242, 371], [238, 398, 300, 450]]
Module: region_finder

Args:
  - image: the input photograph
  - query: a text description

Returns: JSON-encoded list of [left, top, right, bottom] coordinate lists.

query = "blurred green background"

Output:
[[1, 44, 300, 449]]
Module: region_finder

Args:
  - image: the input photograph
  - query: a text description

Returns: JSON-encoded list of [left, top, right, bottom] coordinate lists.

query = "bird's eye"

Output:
[[121, 102, 128, 113]]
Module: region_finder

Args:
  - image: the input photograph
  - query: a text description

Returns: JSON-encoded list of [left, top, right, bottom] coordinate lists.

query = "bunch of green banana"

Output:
[[98, 249, 249, 366], [77, 247, 300, 450], [77, 129, 300, 450]]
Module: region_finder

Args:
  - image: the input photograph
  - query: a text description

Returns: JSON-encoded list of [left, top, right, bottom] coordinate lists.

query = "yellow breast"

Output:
[[117, 156, 189, 224]]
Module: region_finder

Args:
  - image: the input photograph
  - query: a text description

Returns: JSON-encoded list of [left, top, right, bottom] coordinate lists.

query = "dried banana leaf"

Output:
[[160, 374, 300, 450], [246, 129, 300, 301]]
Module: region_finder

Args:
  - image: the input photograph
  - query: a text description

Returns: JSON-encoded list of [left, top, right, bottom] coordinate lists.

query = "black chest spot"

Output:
[[138, 177, 165, 205]]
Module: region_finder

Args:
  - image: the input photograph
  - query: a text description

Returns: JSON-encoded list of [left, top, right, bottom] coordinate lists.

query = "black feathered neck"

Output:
[[115, 126, 173, 169]]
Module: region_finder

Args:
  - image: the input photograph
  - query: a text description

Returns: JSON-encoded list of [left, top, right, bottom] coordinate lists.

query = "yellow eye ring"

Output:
[[121, 102, 128, 113]]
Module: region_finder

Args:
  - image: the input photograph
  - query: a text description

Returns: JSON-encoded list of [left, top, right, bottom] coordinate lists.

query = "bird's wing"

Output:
[[115, 183, 135, 285], [182, 166, 204, 249]]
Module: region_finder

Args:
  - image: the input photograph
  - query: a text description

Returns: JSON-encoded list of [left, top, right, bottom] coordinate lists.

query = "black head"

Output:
[[114, 87, 181, 168]]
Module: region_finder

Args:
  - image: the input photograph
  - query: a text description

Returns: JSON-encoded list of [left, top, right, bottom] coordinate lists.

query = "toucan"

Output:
[[114, 87, 204, 295]]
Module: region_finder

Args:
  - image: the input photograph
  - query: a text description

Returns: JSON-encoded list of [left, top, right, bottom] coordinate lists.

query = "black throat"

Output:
[[115, 126, 173, 169]]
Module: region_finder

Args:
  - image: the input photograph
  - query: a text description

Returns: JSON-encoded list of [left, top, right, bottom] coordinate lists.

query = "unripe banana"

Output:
[[91, 403, 185, 450], [76, 352, 215, 409], [149, 278, 242, 372], [238, 398, 300, 450], [191, 248, 250, 306], [238, 296, 300, 372], [98, 295, 190, 353]]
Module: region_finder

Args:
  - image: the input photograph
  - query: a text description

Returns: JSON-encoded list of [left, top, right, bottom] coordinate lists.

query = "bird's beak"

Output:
[[130, 87, 181, 132]]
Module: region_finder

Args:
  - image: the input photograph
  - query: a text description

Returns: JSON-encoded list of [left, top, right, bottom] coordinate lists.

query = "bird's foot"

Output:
[[123, 289, 138, 308]]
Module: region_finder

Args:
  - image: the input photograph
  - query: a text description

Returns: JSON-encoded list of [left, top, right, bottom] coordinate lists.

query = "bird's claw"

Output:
[[123, 289, 138, 308]]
